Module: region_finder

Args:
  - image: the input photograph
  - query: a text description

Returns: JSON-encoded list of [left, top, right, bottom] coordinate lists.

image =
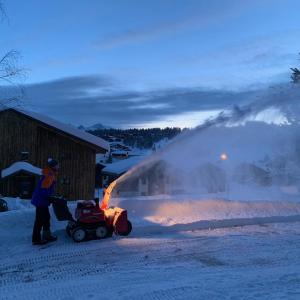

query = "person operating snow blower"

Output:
[[31, 158, 59, 245]]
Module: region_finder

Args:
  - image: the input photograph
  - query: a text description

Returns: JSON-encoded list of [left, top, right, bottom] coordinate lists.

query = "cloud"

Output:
[[184, 32, 300, 68], [0, 74, 260, 128], [24, 75, 117, 100], [93, 0, 252, 50], [2, 74, 300, 128], [166, 29, 300, 90]]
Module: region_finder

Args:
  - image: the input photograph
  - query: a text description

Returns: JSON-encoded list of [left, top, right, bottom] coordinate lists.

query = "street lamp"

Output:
[[220, 153, 228, 161], [219, 152, 229, 199]]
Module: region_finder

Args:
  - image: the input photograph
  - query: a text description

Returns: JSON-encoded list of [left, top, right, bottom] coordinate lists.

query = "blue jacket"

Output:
[[31, 167, 56, 207]]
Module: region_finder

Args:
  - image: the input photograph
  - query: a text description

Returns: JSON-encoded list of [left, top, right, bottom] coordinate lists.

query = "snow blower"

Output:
[[51, 194, 132, 243]]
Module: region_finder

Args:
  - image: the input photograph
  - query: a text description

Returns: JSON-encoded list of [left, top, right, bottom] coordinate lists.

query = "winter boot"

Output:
[[32, 239, 48, 246], [43, 230, 57, 242]]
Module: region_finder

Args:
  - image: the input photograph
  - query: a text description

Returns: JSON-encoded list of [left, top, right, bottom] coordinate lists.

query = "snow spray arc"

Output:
[[100, 157, 157, 208], [101, 83, 300, 204], [101, 180, 117, 209]]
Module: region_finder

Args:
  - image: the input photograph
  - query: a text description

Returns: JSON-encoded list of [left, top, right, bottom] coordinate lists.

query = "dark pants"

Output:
[[32, 206, 50, 242]]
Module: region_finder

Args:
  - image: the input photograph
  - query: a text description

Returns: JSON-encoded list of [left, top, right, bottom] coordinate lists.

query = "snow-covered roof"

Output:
[[96, 153, 108, 164], [2, 108, 110, 153], [1, 162, 42, 178], [111, 150, 129, 155], [103, 156, 145, 175], [109, 141, 125, 146]]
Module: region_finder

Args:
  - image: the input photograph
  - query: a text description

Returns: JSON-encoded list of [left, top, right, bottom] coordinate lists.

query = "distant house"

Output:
[[110, 142, 131, 151], [110, 142, 132, 160], [101, 156, 144, 189], [0, 108, 109, 199], [112, 160, 228, 197], [111, 150, 129, 159], [233, 163, 271, 186], [110, 159, 169, 197]]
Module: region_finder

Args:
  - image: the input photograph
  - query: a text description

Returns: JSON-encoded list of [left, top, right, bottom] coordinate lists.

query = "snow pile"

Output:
[[112, 194, 300, 226], [4, 197, 33, 210]]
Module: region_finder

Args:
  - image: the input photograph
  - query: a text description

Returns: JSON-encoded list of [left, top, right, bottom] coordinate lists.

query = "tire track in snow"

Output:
[[0, 235, 222, 292], [1, 223, 300, 299]]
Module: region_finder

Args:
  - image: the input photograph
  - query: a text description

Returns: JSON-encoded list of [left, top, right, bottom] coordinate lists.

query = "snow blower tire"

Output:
[[72, 227, 86, 243], [95, 225, 108, 239]]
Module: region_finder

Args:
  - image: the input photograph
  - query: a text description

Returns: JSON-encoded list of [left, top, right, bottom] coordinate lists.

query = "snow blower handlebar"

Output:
[[50, 196, 75, 222]]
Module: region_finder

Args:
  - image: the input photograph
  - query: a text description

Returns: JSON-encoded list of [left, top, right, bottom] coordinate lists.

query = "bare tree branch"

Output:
[[0, 50, 24, 81], [0, 50, 25, 106], [0, 1, 7, 22], [0, 1, 25, 107]]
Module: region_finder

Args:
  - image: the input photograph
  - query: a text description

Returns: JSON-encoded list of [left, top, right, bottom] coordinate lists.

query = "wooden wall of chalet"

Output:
[[0, 110, 97, 200]]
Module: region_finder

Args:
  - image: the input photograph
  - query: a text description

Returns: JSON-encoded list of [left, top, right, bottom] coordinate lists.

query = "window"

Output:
[[61, 176, 70, 185], [20, 151, 29, 161]]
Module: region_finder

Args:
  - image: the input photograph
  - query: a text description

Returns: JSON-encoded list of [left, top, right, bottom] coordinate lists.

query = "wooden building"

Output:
[[1, 161, 42, 199], [0, 108, 109, 200]]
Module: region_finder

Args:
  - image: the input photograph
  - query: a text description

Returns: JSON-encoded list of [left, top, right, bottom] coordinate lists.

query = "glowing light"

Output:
[[100, 180, 117, 209], [220, 153, 228, 161]]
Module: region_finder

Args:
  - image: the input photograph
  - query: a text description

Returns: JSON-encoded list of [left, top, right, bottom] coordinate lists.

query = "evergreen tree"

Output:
[[291, 53, 300, 84]]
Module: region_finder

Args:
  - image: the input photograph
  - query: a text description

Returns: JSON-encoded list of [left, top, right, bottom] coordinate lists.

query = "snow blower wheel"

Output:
[[66, 221, 76, 237], [72, 227, 86, 242], [95, 225, 108, 239]]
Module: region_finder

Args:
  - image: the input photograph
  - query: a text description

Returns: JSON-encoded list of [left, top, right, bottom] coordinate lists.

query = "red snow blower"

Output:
[[51, 196, 132, 243]]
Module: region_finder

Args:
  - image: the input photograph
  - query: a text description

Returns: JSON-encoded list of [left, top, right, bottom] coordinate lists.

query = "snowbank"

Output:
[[112, 196, 300, 226], [3, 197, 33, 210]]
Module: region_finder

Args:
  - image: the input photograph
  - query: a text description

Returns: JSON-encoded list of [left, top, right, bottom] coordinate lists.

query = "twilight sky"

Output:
[[1, 0, 300, 128]]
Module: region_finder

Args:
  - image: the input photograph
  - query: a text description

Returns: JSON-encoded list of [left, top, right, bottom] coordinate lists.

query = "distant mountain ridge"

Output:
[[78, 123, 111, 131], [88, 127, 182, 149]]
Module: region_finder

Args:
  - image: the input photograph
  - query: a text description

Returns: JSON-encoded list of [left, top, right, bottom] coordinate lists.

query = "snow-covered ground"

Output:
[[1, 196, 300, 300]]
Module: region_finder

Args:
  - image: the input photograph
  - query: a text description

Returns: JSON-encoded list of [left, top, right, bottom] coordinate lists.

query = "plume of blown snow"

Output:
[[113, 83, 300, 217]]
